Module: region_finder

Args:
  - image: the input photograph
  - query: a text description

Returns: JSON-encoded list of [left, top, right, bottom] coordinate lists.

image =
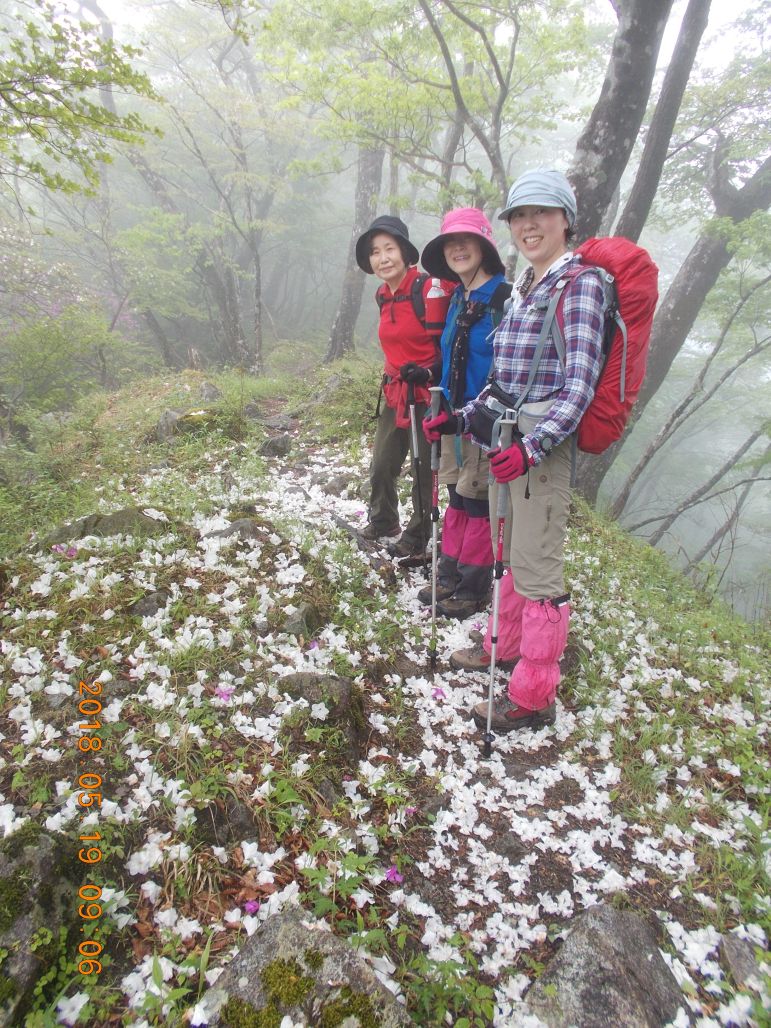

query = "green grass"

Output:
[[564, 498, 770, 934], [2, 368, 769, 1024]]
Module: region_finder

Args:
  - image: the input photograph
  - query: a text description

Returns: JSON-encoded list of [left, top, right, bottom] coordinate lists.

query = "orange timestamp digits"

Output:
[[75, 680, 107, 975]]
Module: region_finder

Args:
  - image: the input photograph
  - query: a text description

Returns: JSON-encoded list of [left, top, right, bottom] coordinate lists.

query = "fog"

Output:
[[1, 0, 768, 620]]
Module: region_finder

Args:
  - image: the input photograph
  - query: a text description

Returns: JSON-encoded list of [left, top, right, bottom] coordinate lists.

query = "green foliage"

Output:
[[264, 0, 603, 205], [0, 221, 80, 326], [114, 211, 208, 322], [661, 0, 770, 223], [285, 356, 381, 448], [300, 836, 378, 921], [1, 304, 130, 412], [399, 938, 496, 1026], [0, 0, 157, 194]]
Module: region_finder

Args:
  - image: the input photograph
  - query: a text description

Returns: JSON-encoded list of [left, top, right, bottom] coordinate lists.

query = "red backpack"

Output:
[[549, 238, 659, 454]]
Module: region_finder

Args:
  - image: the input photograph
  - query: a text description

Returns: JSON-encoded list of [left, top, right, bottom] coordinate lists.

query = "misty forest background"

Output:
[[0, 0, 769, 621]]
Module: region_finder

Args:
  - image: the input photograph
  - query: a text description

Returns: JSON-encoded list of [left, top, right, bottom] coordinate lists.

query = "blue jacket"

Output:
[[439, 273, 506, 408]]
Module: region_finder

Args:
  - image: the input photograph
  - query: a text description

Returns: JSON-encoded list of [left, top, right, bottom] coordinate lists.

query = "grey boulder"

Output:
[[202, 907, 410, 1026], [524, 903, 686, 1028]]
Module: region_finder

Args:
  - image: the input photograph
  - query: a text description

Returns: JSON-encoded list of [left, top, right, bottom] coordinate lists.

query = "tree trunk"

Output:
[[252, 247, 264, 374], [608, 277, 771, 521], [568, 0, 674, 241], [388, 149, 400, 217], [197, 256, 246, 365], [143, 310, 176, 368], [325, 146, 385, 363], [439, 96, 467, 213], [578, 154, 771, 505], [615, 0, 711, 242], [416, 0, 509, 201]]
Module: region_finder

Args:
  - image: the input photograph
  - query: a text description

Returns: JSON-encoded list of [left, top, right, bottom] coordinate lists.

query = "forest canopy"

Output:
[[0, 0, 769, 618]]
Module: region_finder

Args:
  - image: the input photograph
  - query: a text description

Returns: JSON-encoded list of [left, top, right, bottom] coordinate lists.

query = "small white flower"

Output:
[[142, 508, 169, 522], [56, 992, 90, 1025]]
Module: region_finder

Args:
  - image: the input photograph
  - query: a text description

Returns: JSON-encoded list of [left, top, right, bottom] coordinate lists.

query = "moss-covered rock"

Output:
[[204, 908, 409, 1027], [0, 826, 82, 1027], [319, 986, 381, 1028], [0, 820, 43, 861], [37, 506, 174, 549], [261, 957, 314, 1006], [221, 997, 282, 1028], [277, 673, 368, 768]]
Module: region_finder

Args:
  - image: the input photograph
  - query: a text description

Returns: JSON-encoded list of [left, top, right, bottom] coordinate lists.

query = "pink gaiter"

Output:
[[483, 570, 526, 661], [508, 599, 570, 710]]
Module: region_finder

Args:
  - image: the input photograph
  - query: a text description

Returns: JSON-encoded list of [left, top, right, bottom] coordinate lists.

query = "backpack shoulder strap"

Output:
[[488, 281, 513, 329], [546, 265, 606, 373], [516, 278, 571, 408], [551, 264, 622, 390], [410, 272, 428, 327]]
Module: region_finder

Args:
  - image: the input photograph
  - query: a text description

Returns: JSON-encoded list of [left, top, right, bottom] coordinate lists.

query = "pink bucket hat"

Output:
[[421, 207, 505, 282]]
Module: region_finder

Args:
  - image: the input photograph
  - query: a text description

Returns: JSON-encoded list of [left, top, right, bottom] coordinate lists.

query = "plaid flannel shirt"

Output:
[[462, 253, 605, 463]]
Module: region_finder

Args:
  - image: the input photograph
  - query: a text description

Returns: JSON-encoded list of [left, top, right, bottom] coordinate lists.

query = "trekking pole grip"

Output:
[[429, 387, 443, 474], [496, 419, 514, 520]]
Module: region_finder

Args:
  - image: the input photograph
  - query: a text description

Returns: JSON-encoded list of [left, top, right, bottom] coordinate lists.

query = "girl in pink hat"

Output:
[[418, 209, 512, 618]]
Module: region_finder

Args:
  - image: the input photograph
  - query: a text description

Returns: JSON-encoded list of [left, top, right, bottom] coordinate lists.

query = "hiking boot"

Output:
[[387, 537, 426, 559], [471, 696, 556, 733], [417, 581, 456, 605], [437, 595, 488, 620], [449, 641, 516, 672], [358, 523, 400, 543]]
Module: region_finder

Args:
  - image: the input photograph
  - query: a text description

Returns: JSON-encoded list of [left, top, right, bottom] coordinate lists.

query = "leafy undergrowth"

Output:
[[0, 365, 307, 558], [0, 370, 769, 1026]]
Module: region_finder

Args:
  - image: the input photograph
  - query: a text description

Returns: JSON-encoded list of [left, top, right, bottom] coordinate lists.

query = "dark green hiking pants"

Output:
[[368, 400, 431, 550]]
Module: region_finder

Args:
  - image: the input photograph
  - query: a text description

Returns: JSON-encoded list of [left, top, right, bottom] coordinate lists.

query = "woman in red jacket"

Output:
[[356, 216, 452, 559]]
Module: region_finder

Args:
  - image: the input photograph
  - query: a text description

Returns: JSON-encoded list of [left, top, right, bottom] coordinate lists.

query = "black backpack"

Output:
[[376, 272, 430, 326]]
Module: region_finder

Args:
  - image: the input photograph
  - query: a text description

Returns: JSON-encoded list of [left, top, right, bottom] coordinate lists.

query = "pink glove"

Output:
[[422, 410, 459, 443], [488, 440, 532, 483]]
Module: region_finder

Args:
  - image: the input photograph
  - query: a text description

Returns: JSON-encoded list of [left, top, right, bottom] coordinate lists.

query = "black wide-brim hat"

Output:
[[355, 215, 420, 274]]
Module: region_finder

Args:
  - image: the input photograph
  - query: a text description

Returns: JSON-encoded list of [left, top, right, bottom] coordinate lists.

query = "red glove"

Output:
[[423, 410, 459, 443], [488, 439, 532, 483]]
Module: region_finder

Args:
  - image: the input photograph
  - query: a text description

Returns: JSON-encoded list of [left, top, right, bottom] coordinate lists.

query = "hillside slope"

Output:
[[1, 369, 769, 1026]]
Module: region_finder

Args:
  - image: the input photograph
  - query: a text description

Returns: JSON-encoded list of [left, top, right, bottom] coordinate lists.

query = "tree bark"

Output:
[[252, 248, 263, 374], [439, 95, 467, 212], [388, 148, 400, 218], [568, 0, 674, 241], [634, 155, 771, 415], [325, 146, 385, 363], [615, 0, 711, 242], [578, 153, 771, 505], [417, 0, 511, 201]]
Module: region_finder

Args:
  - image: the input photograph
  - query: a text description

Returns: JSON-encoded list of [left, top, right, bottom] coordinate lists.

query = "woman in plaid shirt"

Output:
[[424, 170, 605, 733]]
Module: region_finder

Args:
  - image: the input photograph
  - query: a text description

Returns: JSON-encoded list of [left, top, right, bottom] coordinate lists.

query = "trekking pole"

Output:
[[482, 415, 515, 759], [407, 382, 429, 580], [428, 386, 443, 670]]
